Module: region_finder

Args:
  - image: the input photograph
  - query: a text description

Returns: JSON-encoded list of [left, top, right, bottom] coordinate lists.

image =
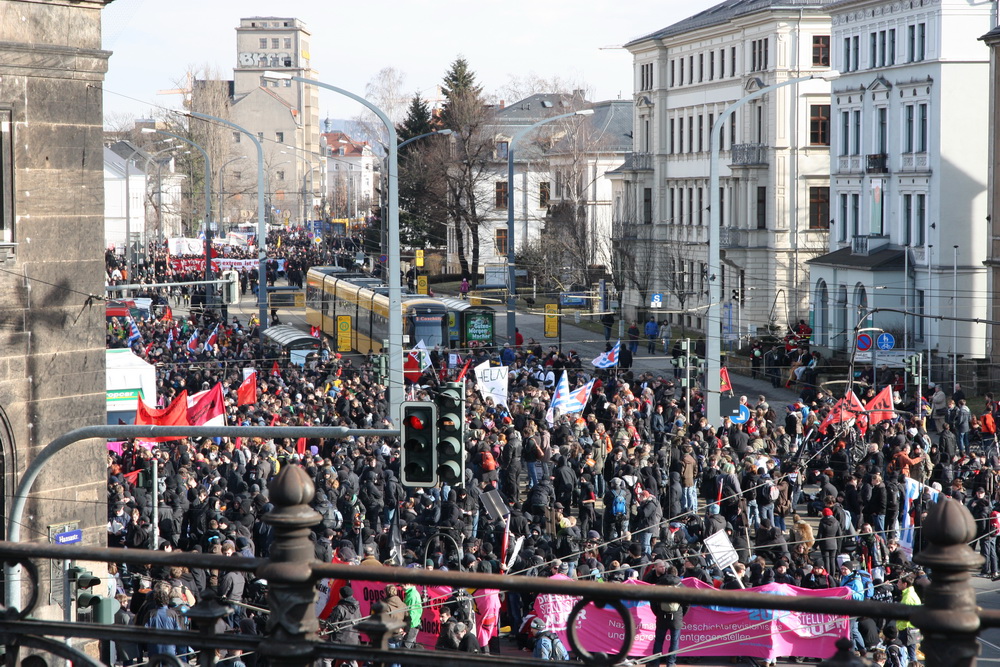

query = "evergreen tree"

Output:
[[397, 93, 446, 246], [397, 94, 434, 144], [440, 57, 483, 130]]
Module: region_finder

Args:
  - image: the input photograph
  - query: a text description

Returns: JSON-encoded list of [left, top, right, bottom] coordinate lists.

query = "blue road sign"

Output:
[[877, 332, 895, 350], [650, 293, 663, 308], [732, 404, 752, 424], [856, 333, 873, 351], [54, 529, 82, 545]]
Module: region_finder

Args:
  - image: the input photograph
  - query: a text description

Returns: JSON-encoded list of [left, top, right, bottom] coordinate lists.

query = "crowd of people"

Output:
[[102, 254, 999, 666]]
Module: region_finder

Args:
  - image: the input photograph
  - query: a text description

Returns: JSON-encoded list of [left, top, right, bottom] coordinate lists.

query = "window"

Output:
[[688, 55, 694, 83], [494, 228, 508, 256], [678, 117, 684, 153], [839, 193, 849, 242], [679, 59, 684, 86], [698, 53, 704, 82], [903, 194, 913, 244], [756, 186, 767, 229], [232, 171, 242, 181], [698, 115, 704, 152], [259, 38, 268, 48], [888, 29, 896, 65], [810, 105, 831, 145], [730, 114, 736, 146], [905, 105, 915, 153], [752, 39, 770, 71], [495, 181, 508, 208], [496, 141, 508, 159], [917, 23, 926, 61], [731, 46, 736, 76], [667, 187, 675, 222], [719, 187, 725, 226], [271, 38, 280, 49], [276, 170, 285, 180], [708, 113, 715, 148], [809, 187, 830, 229], [840, 111, 851, 155], [643, 188, 652, 224], [877, 107, 888, 153], [284, 38, 291, 49], [233, 131, 241, 143], [709, 51, 715, 80], [879, 30, 887, 66], [687, 187, 694, 224], [257, 131, 264, 141], [844, 37, 852, 71], [670, 60, 676, 87], [539, 182, 550, 208], [669, 118, 675, 153], [720, 49, 726, 78], [276, 131, 284, 143], [851, 193, 860, 236], [688, 116, 694, 153], [915, 193, 926, 245], [852, 36, 860, 72], [852, 110, 862, 155], [870, 33, 877, 68], [813, 36, 830, 66], [918, 103, 928, 151], [697, 187, 704, 225], [640, 63, 653, 91]]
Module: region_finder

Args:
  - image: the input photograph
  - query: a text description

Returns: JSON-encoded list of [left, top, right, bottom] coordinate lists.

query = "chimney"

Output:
[[499, 99, 505, 109]]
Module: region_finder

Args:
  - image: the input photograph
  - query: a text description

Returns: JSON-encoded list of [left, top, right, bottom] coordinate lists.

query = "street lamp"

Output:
[[142, 127, 216, 306], [706, 72, 839, 426], [189, 112, 268, 336], [218, 155, 248, 233], [263, 69, 404, 425], [506, 109, 594, 344]]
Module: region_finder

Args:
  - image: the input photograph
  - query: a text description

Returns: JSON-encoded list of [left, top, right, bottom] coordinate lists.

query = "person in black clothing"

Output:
[[651, 574, 688, 667]]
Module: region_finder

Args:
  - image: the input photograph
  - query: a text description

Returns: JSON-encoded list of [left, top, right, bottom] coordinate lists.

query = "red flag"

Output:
[[456, 358, 473, 381], [818, 398, 855, 435], [866, 384, 895, 426], [271, 361, 281, 377], [134, 390, 191, 441], [270, 413, 281, 426], [318, 555, 348, 620], [187, 383, 226, 426], [237, 372, 257, 406], [846, 390, 866, 414], [720, 367, 733, 394], [296, 437, 307, 455], [310, 325, 321, 338], [121, 469, 142, 486], [161, 306, 173, 322]]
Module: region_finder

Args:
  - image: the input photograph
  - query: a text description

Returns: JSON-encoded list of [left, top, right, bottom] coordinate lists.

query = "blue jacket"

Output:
[[644, 320, 659, 337]]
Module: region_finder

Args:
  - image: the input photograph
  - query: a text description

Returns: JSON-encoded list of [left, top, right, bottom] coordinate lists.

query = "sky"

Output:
[[100, 0, 719, 126]]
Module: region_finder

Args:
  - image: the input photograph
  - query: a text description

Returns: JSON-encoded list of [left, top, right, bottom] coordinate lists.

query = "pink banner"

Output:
[[169, 257, 285, 273], [534, 578, 850, 661]]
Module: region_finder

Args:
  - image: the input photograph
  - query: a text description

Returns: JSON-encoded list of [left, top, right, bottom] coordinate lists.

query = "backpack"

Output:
[[540, 632, 570, 660], [757, 481, 775, 506], [659, 600, 681, 616], [611, 490, 628, 518], [886, 644, 904, 667], [481, 451, 498, 471], [322, 505, 343, 532]]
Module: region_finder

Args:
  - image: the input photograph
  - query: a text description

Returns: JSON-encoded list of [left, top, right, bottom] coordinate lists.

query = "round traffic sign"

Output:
[[877, 332, 895, 350], [338, 320, 350, 333], [856, 333, 873, 351], [731, 404, 752, 425], [379, 254, 388, 263]]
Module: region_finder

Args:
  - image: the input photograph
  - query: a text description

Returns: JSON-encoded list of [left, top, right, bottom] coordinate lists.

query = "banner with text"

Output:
[[533, 578, 849, 660], [168, 257, 285, 274], [475, 361, 509, 408]]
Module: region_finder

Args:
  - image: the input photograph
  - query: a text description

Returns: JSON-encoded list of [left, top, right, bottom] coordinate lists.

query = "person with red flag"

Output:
[[237, 372, 257, 406], [866, 385, 896, 426]]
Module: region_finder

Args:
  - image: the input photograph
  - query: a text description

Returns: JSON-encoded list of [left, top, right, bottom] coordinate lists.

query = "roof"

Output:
[[806, 245, 905, 270], [496, 92, 590, 125], [626, 0, 834, 46], [980, 23, 1000, 43], [104, 145, 149, 177], [546, 100, 633, 155], [321, 132, 370, 157]]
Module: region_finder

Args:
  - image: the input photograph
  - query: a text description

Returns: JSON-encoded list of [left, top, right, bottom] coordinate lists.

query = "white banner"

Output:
[[167, 238, 205, 255], [475, 361, 509, 408]]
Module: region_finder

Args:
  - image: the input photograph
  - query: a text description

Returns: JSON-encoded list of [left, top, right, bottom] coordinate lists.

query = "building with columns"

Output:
[[611, 0, 834, 337]]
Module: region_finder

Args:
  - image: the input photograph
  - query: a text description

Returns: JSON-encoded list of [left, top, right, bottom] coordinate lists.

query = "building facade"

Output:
[[612, 0, 834, 335], [321, 131, 376, 221], [808, 0, 990, 370], [0, 0, 114, 613], [978, 20, 1000, 380]]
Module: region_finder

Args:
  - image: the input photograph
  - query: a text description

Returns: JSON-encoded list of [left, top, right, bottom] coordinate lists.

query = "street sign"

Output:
[[417, 275, 428, 295], [650, 293, 663, 308], [855, 349, 910, 366], [415, 249, 424, 267], [336, 315, 352, 352], [544, 304, 559, 338], [379, 254, 388, 264], [877, 332, 896, 350], [48, 521, 79, 605], [720, 397, 750, 424], [704, 530, 740, 570], [856, 333, 873, 351], [54, 529, 82, 545]]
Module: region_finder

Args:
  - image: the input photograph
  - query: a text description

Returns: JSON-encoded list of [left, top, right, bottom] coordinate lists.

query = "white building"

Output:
[[104, 141, 186, 256], [807, 0, 991, 365], [321, 131, 377, 221], [611, 0, 834, 335], [455, 94, 628, 283]]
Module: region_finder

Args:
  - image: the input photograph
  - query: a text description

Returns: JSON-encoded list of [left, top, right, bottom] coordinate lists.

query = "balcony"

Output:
[[900, 153, 931, 173], [851, 234, 889, 256], [836, 155, 863, 174], [620, 152, 652, 171], [730, 143, 768, 166], [720, 227, 747, 248], [866, 153, 889, 174]]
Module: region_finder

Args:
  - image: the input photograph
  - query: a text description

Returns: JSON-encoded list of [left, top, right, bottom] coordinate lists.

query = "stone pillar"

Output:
[[259, 464, 322, 666], [912, 496, 984, 667]]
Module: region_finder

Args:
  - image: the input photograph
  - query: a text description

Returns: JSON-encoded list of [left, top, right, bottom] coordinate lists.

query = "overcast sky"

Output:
[[101, 0, 718, 125]]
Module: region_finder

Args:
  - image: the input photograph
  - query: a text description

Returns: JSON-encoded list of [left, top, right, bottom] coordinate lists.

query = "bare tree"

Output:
[[493, 73, 592, 106], [353, 67, 409, 154]]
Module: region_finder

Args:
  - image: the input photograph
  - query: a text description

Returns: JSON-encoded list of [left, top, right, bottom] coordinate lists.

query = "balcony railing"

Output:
[[730, 143, 768, 166], [720, 227, 747, 248], [621, 151, 652, 170], [866, 153, 889, 174], [852, 234, 889, 256]]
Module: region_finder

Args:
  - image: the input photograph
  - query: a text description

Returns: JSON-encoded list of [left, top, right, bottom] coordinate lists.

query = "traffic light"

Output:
[[400, 402, 437, 487], [69, 566, 119, 623], [731, 288, 741, 304], [435, 382, 466, 486], [221, 270, 240, 305]]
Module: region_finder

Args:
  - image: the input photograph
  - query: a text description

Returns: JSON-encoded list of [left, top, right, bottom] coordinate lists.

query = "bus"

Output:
[[306, 267, 448, 353]]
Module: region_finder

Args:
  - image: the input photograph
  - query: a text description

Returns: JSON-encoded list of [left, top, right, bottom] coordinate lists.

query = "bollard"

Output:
[[258, 464, 323, 666], [912, 496, 984, 667]]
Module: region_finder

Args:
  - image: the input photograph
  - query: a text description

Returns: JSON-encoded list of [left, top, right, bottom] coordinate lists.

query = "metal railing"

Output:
[[866, 153, 889, 173], [730, 143, 768, 166]]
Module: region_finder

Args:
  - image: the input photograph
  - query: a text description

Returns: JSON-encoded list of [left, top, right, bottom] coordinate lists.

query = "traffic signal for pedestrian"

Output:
[[400, 402, 437, 487], [69, 566, 118, 623], [905, 354, 919, 376], [731, 288, 741, 304], [435, 382, 466, 486]]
